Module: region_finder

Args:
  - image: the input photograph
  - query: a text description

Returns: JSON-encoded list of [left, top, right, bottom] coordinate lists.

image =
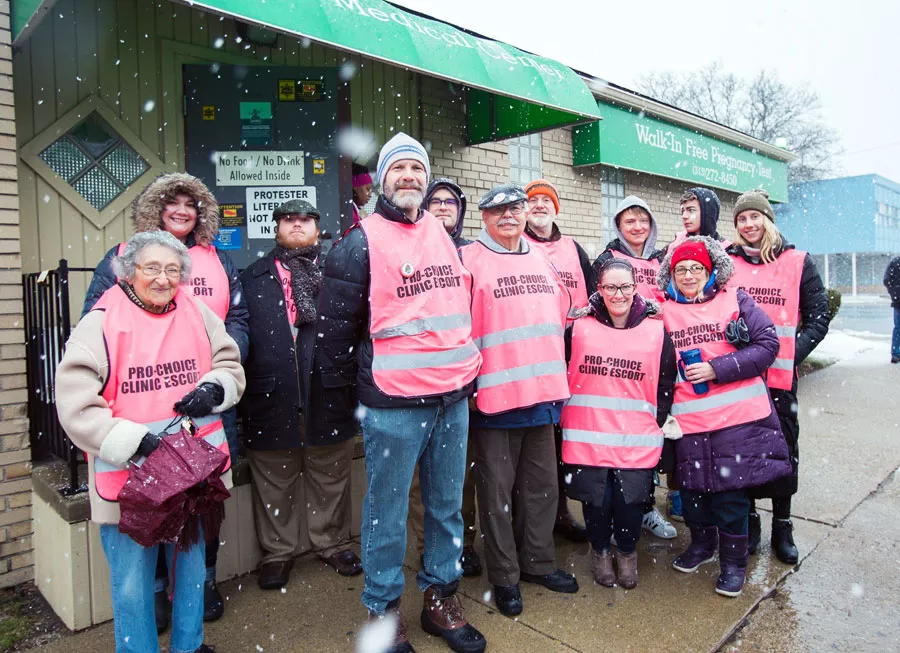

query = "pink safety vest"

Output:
[[524, 233, 589, 310], [461, 241, 571, 414], [116, 241, 230, 320], [92, 285, 230, 501], [276, 260, 299, 328], [561, 317, 665, 469], [728, 249, 805, 390], [662, 289, 772, 435], [666, 232, 689, 257], [610, 250, 665, 303], [360, 213, 481, 398]]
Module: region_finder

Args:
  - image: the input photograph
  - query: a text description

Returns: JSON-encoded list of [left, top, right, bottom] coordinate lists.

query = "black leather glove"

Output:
[[173, 383, 225, 418], [136, 431, 165, 458], [724, 318, 751, 349]]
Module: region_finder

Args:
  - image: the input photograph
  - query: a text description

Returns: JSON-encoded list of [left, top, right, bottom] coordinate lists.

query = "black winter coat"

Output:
[[728, 240, 831, 498], [884, 256, 900, 308], [239, 251, 347, 449], [563, 293, 678, 506], [313, 195, 474, 424], [82, 236, 250, 361]]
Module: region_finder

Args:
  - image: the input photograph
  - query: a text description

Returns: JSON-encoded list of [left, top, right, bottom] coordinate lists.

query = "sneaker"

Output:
[[667, 491, 684, 522], [642, 507, 677, 539], [891, 355, 900, 364]]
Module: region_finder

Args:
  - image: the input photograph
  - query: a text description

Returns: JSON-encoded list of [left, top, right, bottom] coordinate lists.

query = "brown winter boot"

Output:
[[590, 548, 616, 587], [367, 600, 414, 653], [615, 550, 638, 589], [420, 586, 486, 653]]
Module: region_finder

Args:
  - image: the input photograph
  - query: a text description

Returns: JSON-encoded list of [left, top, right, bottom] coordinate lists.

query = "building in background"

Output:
[[5, 0, 793, 626], [776, 174, 900, 295]]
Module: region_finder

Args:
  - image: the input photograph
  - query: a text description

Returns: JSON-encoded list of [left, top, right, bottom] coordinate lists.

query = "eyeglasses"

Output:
[[600, 283, 636, 297], [485, 203, 526, 217], [136, 264, 182, 280], [672, 265, 708, 277], [428, 198, 459, 208]]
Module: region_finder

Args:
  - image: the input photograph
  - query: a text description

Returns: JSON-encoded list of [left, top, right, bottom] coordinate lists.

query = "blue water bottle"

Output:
[[678, 348, 709, 395]]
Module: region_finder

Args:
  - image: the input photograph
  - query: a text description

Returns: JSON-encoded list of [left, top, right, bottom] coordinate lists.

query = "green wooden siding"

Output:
[[14, 0, 420, 311]]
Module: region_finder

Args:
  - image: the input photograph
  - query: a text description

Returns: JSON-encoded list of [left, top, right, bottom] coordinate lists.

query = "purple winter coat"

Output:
[[658, 236, 792, 494]]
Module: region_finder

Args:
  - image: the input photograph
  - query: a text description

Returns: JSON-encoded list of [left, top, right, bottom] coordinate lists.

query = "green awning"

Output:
[[574, 102, 789, 202], [187, 0, 603, 143], [11, 0, 52, 44]]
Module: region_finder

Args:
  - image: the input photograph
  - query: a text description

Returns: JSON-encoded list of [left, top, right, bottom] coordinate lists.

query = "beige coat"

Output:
[[55, 291, 246, 525]]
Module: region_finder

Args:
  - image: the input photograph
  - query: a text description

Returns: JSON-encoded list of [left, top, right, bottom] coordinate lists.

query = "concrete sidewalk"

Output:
[[30, 338, 900, 653]]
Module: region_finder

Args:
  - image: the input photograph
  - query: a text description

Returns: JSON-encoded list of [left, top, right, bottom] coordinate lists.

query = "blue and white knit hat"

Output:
[[376, 132, 431, 188]]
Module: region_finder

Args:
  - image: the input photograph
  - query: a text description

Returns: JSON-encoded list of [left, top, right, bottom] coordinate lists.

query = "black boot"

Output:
[[771, 518, 799, 564], [747, 512, 761, 555], [154, 589, 170, 633], [203, 579, 224, 621]]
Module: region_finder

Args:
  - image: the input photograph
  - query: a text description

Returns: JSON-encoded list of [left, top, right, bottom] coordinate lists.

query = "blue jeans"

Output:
[[359, 399, 468, 614], [100, 525, 206, 653], [893, 307, 900, 357]]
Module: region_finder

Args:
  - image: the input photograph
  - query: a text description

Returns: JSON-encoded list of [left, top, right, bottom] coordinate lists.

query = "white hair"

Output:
[[112, 230, 192, 283]]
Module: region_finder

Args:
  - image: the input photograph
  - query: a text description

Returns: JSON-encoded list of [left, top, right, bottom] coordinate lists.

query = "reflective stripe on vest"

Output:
[[462, 241, 570, 414], [560, 317, 665, 469], [361, 213, 481, 398], [92, 285, 230, 501], [116, 241, 230, 320], [610, 250, 665, 302], [525, 233, 589, 310], [662, 290, 772, 435], [728, 249, 805, 390]]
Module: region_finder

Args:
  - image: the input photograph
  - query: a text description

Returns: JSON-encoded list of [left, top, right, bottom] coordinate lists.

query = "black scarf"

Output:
[[273, 243, 322, 326]]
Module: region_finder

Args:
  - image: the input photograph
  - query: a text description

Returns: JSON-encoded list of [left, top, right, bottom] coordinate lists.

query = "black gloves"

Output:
[[136, 431, 165, 458], [725, 318, 750, 349], [173, 383, 225, 418]]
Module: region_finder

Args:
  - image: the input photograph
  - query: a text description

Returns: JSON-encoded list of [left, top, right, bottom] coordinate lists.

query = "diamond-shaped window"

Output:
[[38, 113, 150, 211]]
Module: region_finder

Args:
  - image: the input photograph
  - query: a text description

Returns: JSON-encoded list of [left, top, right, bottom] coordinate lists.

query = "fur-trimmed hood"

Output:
[[132, 173, 219, 245], [657, 235, 733, 293]]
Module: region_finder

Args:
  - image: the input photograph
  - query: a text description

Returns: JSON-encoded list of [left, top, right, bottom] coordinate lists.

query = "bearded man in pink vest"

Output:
[[522, 179, 594, 544], [313, 133, 486, 653], [461, 184, 579, 618]]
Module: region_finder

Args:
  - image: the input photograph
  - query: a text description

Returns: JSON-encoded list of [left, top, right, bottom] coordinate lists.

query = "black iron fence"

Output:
[[23, 260, 94, 496]]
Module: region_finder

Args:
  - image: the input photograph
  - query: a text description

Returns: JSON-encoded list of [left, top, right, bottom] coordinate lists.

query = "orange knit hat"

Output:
[[524, 179, 560, 213]]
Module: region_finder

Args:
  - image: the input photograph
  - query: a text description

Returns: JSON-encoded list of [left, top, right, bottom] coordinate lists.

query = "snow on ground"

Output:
[[808, 328, 889, 365]]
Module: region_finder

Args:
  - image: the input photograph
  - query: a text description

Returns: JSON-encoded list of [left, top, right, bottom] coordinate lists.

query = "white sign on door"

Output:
[[215, 151, 306, 186], [245, 186, 318, 239]]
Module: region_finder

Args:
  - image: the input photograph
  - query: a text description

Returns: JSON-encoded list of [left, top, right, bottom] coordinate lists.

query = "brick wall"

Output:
[[539, 128, 605, 259], [0, 2, 31, 588], [421, 77, 738, 262]]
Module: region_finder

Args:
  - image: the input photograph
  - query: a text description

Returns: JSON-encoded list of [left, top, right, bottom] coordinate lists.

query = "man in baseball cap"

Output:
[[240, 198, 363, 591]]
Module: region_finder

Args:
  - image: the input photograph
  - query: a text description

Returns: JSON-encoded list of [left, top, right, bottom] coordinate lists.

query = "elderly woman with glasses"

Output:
[[657, 237, 790, 598], [81, 173, 249, 627], [560, 258, 677, 590], [55, 231, 245, 653]]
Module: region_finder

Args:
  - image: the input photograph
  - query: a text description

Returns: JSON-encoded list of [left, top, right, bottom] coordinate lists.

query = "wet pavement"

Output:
[[29, 331, 900, 652]]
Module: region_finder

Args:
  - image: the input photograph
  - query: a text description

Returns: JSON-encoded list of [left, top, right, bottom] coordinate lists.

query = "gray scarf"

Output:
[[273, 243, 322, 326]]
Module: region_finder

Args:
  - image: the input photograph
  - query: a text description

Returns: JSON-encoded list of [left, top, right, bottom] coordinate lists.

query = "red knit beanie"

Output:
[[524, 179, 560, 213], [671, 241, 712, 274]]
